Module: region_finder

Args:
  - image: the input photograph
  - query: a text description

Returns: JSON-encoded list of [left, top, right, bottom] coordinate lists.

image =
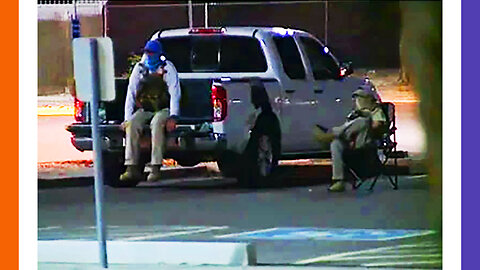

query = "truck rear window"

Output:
[[161, 36, 267, 73]]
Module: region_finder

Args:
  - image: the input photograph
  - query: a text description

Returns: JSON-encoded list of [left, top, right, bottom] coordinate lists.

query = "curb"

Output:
[[38, 165, 218, 188], [38, 240, 256, 266], [38, 158, 426, 188]]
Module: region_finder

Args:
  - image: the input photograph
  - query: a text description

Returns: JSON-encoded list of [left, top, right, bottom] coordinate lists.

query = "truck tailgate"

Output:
[[178, 79, 213, 124], [99, 78, 213, 124]]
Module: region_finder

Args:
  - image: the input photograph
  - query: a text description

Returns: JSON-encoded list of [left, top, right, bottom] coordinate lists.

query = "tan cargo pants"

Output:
[[124, 108, 170, 166]]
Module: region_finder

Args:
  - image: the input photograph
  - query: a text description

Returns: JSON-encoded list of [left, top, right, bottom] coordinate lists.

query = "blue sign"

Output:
[[223, 228, 435, 241]]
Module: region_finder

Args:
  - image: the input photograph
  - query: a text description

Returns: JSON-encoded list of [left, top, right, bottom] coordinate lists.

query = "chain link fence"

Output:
[[38, 0, 105, 4], [38, 1, 401, 94]]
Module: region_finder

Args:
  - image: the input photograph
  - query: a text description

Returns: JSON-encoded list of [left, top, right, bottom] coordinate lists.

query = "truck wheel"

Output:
[[102, 152, 141, 188], [238, 134, 280, 188]]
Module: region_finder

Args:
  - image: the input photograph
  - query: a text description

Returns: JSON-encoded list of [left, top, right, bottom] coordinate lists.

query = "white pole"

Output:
[[188, 0, 193, 28], [205, 2, 208, 27], [90, 39, 108, 269], [325, 0, 328, 45]]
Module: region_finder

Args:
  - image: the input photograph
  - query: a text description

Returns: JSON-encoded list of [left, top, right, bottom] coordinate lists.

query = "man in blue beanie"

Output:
[[120, 39, 181, 182]]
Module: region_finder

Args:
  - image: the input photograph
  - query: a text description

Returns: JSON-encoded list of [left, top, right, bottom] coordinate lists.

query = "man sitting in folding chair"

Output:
[[314, 88, 386, 192]]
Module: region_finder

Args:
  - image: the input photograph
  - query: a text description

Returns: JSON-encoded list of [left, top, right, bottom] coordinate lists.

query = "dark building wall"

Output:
[[106, 4, 204, 75], [106, 1, 401, 76], [38, 16, 103, 95]]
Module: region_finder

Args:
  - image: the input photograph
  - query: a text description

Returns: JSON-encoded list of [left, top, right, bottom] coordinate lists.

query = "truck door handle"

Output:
[[285, 89, 296, 94], [314, 89, 324, 94]]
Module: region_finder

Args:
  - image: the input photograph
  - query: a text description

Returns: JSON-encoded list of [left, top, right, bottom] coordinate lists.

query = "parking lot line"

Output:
[[294, 243, 438, 265], [362, 260, 442, 267], [307, 254, 441, 261], [409, 174, 428, 179], [215, 227, 278, 239], [116, 226, 229, 241], [38, 226, 61, 231]]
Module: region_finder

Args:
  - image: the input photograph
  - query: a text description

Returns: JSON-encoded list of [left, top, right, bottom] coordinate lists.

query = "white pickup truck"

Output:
[[66, 26, 381, 187]]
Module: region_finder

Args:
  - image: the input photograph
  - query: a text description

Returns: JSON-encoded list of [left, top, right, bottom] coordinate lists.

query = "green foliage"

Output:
[[123, 53, 142, 78]]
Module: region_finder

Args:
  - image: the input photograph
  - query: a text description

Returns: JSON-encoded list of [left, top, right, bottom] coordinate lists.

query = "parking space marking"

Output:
[[409, 174, 428, 179], [86, 225, 121, 229], [295, 243, 438, 265], [117, 226, 229, 241], [305, 254, 441, 261], [362, 260, 442, 267], [215, 227, 436, 241], [38, 226, 61, 231], [215, 228, 278, 239]]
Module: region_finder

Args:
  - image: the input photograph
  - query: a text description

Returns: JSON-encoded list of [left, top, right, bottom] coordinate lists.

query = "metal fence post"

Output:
[[188, 0, 193, 28], [325, 0, 328, 45], [205, 2, 208, 28], [89, 38, 108, 269]]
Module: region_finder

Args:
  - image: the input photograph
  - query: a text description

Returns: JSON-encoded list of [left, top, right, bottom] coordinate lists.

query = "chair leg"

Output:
[[391, 157, 399, 189], [368, 174, 381, 190], [386, 174, 398, 189], [369, 152, 393, 191], [348, 168, 363, 189]]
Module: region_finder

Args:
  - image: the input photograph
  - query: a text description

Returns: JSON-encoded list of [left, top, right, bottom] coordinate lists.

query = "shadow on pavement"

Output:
[[38, 162, 417, 191]]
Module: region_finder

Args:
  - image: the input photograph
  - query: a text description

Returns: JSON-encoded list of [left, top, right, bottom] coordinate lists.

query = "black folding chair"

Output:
[[345, 102, 408, 190]]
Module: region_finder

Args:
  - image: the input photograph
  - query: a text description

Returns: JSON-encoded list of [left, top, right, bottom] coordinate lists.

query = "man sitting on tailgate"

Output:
[[120, 39, 181, 182]]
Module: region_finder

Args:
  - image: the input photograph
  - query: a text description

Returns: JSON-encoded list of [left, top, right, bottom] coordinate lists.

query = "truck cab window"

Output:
[[161, 36, 267, 73], [272, 36, 306, 80], [191, 38, 220, 71], [300, 37, 339, 80], [161, 37, 192, 72]]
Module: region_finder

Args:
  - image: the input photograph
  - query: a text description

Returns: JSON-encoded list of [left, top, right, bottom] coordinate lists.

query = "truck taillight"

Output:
[[211, 85, 227, 122], [74, 97, 85, 122]]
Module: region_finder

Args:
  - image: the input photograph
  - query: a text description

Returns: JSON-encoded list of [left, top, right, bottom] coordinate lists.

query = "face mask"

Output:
[[145, 54, 161, 72]]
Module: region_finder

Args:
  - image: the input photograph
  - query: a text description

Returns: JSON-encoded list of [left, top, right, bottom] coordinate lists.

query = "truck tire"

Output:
[[237, 133, 280, 188], [102, 152, 141, 188]]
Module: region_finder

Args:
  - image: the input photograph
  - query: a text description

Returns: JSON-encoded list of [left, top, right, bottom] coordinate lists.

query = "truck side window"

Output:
[[220, 37, 267, 72], [300, 37, 339, 80], [272, 36, 306, 80]]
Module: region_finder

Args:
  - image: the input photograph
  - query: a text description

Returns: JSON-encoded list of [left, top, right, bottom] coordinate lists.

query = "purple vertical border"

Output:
[[462, 0, 478, 268]]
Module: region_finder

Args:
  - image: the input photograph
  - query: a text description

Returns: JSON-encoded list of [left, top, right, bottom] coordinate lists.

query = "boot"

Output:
[[119, 165, 143, 182], [147, 165, 162, 182], [328, 180, 346, 192]]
